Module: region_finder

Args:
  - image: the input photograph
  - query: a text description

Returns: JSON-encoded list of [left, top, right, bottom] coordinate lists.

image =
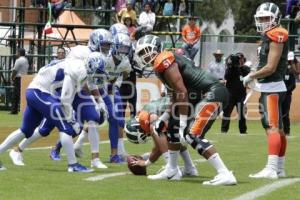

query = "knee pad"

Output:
[[185, 134, 213, 155]]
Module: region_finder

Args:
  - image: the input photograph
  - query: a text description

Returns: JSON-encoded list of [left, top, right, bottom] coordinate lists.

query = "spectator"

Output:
[[116, 0, 137, 25], [131, 3, 155, 40], [221, 53, 250, 134], [50, 0, 65, 21], [178, 0, 187, 15], [142, 0, 158, 12], [30, 0, 47, 7], [181, 17, 201, 60], [11, 48, 29, 115], [163, 0, 173, 16], [207, 49, 226, 83], [50, 47, 66, 64], [287, 51, 300, 81], [282, 52, 297, 136], [123, 14, 136, 37], [285, 0, 300, 18]]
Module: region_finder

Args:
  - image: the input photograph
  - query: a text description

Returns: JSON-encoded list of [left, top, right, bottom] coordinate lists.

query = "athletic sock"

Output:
[[117, 138, 126, 155], [278, 156, 285, 172], [207, 153, 229, 174], [74, 129, 87, 150], [180, 149, 194, 169], [162, 152, 169, 164], [168, 150, 179, 169], [87, 121, 99, 153], [60, 132, 77, 165], [0, 129, 25, 153], [109, 119, 119, 149], [18, 129, 42, 151], [266, 155, 279, 171]]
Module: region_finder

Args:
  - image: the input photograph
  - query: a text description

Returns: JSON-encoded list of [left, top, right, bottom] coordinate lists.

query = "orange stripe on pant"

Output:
[[190, 102, 219, 137], [266, 94, 279, 129]]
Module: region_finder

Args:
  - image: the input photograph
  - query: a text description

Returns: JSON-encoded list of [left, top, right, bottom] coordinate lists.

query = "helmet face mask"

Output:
[[254, 2, 281, 33], [134, 35, 161, 72]]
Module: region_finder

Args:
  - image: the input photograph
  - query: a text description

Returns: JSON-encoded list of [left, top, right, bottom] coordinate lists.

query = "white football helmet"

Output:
[[112, 33, 132, 60], [134, 35, 161, 71], [86, 52, 107, 77], [109, 23, 129, 36], [254, 2, 281, 33], [88, 29, 113, 55]]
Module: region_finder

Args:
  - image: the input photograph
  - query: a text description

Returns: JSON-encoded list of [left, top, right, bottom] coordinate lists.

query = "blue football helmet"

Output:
[[88, 29, 113, 55]]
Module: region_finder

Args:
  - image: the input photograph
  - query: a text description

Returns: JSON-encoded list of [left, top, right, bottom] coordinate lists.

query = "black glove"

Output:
[[152, 119, 165, 136]]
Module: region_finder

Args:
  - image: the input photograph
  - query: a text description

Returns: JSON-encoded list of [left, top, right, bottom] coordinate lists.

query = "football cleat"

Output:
[[9, 149, 25, 166], [110, 155, 126, 164], [147, 166, 182, 181], [49, 148, 61, 161], [0, 161, 6, 171], [91, 158, 108, 169], [68, 163, 94, 173], [277, 170, 286, 178], [203, 171, 237, 186], [180, 165, 199, 177], [249, 168, 278, 179], [75, 148, 84, 158]]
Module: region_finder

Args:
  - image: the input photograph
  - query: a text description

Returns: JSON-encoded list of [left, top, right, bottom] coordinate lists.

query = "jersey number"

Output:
[[162, 59, 172, 68]]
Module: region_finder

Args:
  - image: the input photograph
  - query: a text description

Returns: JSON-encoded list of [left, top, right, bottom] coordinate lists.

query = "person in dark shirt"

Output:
[[282, 62, 296, 135], [221, 53, 250, 134]]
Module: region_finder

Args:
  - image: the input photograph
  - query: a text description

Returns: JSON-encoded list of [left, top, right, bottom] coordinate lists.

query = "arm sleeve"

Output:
[[60, 74, 77, 121]]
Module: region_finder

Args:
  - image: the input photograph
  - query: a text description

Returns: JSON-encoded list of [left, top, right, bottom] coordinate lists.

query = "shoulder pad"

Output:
[[64, 59, 87, 83], [266, 27, 288, 43], [153, 51, 175, 73]]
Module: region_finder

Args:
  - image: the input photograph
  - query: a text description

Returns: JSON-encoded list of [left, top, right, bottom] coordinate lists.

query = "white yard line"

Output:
[[85, 172, 130, 181], [232, 178, 300, 200]]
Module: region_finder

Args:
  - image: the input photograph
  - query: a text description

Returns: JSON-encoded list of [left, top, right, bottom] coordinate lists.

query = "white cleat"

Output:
[[249, 168, 278, 179], [75, 148, 84, 158], [181, 165, 199, 177], [91, 158, 108, 169], [9, 149, 25, 166], [277, 170, 286, 178], [203, 171, 237, 186], [148, 167, 182, 181]]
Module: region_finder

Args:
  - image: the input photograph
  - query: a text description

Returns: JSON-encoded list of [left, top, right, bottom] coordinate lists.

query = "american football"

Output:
[[127, 155, 147, 175]]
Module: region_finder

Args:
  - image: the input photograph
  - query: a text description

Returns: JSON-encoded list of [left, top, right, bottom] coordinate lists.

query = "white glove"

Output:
[[243, 73, 254, 87], [96, 98, 108, 121], [67, 111, 81, 135], [179, 115, 188, 144]]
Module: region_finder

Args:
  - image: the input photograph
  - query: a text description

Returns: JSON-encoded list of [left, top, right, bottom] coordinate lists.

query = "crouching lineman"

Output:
[[0, 52, 105, 172], [134, 35, 237, 186], [125, 96, 198, 177]]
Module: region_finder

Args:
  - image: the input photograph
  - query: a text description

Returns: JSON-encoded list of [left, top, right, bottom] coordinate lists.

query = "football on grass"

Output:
[[127, 155, 147, 176]]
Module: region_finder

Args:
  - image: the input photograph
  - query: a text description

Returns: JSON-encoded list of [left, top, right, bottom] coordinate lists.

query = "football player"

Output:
[[125, 96, 198, 176], [243, 2, 288, 179], [74, 32, 132, 163], [134, 35, 237, 185], [8, 29, 111, 169], [0, 53, 105, 172]]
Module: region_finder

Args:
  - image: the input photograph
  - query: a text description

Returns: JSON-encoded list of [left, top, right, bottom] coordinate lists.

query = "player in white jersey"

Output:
[[0, 53, 105, 172], [74, 32, 132, 163], [8, 30, 112, 169]]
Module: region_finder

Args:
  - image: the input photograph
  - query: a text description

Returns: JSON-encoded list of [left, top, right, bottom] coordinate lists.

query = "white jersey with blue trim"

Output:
[[102, 55, 131, 87], [67, 45, 92, 60], [28, 59, 87, 95]]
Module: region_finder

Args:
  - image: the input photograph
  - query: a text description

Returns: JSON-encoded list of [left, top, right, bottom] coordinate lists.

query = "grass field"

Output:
[[0, 111, 300, 200]]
